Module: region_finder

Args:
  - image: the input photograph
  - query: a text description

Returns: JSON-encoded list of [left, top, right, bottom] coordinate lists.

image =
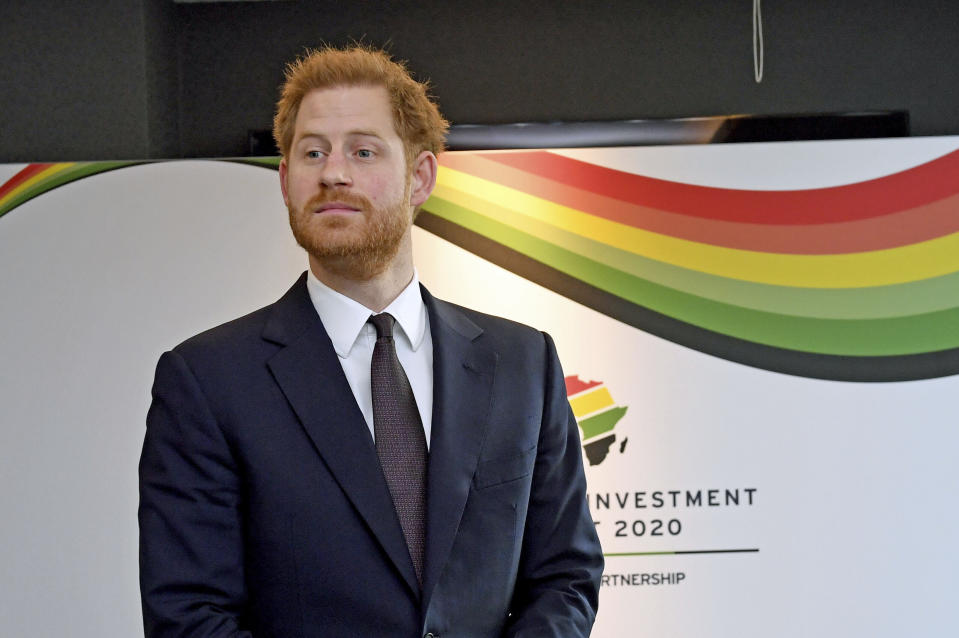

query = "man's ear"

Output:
[[278, 158, 290, 207], [409, 151, 438, 208]]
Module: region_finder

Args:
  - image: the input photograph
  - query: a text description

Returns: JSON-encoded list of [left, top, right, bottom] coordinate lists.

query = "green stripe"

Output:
[[429, 187, 959, 320], [226, 157, 281, 170], [423, 197, 959, 356], [579, 407, 628, 440]]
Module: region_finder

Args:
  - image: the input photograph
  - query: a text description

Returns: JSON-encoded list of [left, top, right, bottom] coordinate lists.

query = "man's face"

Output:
[[280, 85, 422, 280]]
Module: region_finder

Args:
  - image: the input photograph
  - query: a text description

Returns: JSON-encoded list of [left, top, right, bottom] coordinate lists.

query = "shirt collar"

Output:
[[306, 268, 427, 357]]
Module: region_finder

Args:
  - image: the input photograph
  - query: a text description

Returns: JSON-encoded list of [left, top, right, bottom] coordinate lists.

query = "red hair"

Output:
[[273, 45, 448, 165]]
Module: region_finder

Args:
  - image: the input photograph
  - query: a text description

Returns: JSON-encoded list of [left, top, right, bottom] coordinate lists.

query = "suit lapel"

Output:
[[264, 275, 420, 596], [420, 289, 498, 609]]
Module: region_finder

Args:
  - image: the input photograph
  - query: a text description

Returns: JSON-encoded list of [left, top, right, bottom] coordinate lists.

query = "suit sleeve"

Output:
[[504, 332, 604, 637], [138, 350, 253, 638]]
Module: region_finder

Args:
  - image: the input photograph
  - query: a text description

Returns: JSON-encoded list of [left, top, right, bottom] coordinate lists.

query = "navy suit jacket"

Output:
[[139, 274, 603, 637]]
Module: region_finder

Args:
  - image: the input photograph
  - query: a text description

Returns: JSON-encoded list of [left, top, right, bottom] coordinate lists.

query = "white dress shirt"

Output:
[[305, 269, 434, 448]]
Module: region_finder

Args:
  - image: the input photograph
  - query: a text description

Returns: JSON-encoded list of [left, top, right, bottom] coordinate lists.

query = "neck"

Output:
[[308, 234, 415, 312]]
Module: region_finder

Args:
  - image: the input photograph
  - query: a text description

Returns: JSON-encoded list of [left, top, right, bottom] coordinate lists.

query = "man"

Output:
[[139, 45, 602, 638]]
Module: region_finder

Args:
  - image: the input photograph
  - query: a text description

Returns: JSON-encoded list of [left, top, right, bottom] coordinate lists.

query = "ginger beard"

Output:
[[287, 179, 412, 281]]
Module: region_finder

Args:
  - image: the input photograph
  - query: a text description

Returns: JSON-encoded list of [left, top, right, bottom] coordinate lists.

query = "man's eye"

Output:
[[356, 149, 374, 159], [306, 150, 323, 159]]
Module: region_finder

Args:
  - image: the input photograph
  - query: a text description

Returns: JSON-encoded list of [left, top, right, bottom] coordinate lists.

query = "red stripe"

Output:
[[565, 376, 602, 396], [474, 149, 959, 225], [440, 153, 959, 254], [0, 163, 54, 200]]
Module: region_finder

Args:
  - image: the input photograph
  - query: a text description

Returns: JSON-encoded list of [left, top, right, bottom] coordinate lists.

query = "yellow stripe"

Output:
[[436, 167, 959, 288], [569, 387, 615, 417], [0, 163, 75, 207]]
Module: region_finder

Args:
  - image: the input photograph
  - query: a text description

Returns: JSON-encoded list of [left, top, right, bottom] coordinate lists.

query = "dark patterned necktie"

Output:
[[369, 312, 427, 585]]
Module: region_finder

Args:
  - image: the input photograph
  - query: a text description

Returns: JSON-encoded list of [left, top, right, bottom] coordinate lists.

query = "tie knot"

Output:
[[369, 312, 395, 339]]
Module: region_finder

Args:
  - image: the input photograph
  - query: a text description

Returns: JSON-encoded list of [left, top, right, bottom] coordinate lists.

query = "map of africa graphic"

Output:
[[565, 375, 629, 466]]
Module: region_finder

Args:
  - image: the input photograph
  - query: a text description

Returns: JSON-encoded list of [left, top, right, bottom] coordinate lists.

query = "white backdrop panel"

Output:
[[1, 141, 957, 636]]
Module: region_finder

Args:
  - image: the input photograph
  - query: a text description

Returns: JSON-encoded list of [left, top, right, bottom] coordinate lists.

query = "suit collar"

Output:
[[262, 272, 314, 346], [422, 285, 484, 342]]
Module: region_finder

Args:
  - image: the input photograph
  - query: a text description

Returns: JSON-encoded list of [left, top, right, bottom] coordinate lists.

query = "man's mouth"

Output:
[[314, 202, 361, 215]]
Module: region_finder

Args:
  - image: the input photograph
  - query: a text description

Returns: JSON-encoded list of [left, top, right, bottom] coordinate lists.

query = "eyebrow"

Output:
[[295, 129, 387, 144], [348, 129, 387, 140]]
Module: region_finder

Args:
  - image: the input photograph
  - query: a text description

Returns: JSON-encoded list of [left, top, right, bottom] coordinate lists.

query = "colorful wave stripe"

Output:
[[6, 149, 959, 381], [417, 148, 959, 381], [0, 158, 278, 221], [0, 162, 145, 219]]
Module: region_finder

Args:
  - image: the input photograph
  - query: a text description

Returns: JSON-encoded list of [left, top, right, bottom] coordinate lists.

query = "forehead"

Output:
[[293, 85, 398, 140]]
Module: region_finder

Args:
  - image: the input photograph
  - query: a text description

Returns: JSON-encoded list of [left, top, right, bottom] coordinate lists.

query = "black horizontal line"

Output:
[[604, 548, 759, 557]]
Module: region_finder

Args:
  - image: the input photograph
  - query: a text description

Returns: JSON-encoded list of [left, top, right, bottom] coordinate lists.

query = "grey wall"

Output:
[[1, 1, 153, 161], [2, 0, 958, 161], [143, 0, 181, 159]]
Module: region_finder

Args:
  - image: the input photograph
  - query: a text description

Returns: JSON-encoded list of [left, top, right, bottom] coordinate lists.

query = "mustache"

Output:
[[305, 189, 373, 212]]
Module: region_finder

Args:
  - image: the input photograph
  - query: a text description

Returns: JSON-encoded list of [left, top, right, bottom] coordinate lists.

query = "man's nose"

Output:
[[319, 150, 352, 187]]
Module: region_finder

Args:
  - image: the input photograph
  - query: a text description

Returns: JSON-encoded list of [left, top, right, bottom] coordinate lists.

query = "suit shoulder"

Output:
[[171, 303, 275, 362], [433, 298, 549, 348]]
